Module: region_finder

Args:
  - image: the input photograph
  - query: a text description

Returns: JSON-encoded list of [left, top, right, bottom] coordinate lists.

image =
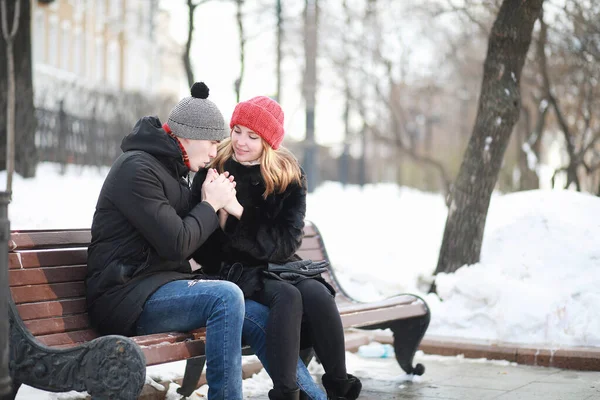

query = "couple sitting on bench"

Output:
[[86, 82, 362, 400]]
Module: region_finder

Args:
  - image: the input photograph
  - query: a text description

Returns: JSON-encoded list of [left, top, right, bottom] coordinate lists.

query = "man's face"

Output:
[[180, 138, 219, 172]]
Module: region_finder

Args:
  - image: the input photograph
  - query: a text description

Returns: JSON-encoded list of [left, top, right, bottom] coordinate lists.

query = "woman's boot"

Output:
[[321, 374, 362, 400], [268, 388, 301, 400]]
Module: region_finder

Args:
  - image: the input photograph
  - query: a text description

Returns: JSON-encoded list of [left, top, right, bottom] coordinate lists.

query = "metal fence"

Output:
[[35, 105, 130, 167]]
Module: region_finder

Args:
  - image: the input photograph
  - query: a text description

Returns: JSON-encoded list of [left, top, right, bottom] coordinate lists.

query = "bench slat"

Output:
[[11, 282, 86, 304], [341, 302, 428, 328], [302, 223, 317, 238], [296, 249, 325, 261], [339, 295, 420, 313], [24, 314, 90, 336], [298, 236, 321, 250], [9, 249, 88, 269], [9, 265, 87, 286], [142, 339, 206, 366], [9, 230, 91, 251], [132, 329, 206, 347], [17, 298, 87, 320], [37, 329, 99, 347]]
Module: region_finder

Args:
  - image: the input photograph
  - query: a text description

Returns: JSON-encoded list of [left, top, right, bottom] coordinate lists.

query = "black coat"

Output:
[[86, 116, 219, 336], [190, 158, 307, 274]]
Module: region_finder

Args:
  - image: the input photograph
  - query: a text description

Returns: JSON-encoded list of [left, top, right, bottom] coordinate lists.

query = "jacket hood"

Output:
[[121, 116, 188, 177]]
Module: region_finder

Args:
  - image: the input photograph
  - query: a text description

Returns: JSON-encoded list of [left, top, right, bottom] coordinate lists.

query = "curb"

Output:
[[363, 331, 600, 371]]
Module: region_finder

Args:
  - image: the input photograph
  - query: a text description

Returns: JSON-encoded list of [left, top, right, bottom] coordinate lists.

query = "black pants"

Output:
[[250, 277, 347, 392]]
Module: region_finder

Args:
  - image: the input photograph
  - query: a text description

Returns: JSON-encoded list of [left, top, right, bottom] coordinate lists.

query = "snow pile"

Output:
[[427, 190, 600, 347]]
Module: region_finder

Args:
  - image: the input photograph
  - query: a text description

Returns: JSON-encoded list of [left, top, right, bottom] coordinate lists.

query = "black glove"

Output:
[[220, 262, 264, 298], [267, 259, 329, 278]]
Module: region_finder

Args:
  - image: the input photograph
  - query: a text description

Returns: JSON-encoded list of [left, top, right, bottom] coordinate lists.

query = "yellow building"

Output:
[[30, 0, 182, 107]]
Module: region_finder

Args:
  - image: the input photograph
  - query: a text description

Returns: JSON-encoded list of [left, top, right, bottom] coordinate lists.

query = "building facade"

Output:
[[30, 0, 182, 113]]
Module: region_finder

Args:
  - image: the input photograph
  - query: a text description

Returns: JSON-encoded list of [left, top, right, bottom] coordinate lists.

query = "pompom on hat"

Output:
[[166, 82, 227, 141], [229, 96, 285, 150]]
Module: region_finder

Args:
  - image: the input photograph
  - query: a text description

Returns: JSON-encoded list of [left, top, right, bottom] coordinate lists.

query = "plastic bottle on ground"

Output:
[[357, 342, 395, 358]]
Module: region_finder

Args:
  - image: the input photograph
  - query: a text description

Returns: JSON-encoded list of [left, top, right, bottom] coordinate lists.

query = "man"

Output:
[[86, 82, 246, 399]]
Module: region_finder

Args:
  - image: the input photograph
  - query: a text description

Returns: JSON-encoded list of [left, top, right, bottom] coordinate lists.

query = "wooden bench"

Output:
[[6, 222, 430, 399]]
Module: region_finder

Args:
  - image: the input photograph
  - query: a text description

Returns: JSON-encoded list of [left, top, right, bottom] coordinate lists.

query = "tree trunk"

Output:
[[275, 0, 282, 103], [518, 102, 546, 190], [0, 0, 36, 179], [234, 0, 245, 103], [303, 0, 318, 192], [433, 0, 543, 279], [183, 0, 197, 88], [1, 0, 19, 194], [537, 10, 580, 191]]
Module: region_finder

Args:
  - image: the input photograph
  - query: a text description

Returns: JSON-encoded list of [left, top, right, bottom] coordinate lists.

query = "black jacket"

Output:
[[190, 159, 307, 274], [86, 116, 219, 336]]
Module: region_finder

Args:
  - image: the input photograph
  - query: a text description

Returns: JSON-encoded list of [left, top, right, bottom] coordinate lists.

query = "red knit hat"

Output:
[[229, 96, 284, 150]]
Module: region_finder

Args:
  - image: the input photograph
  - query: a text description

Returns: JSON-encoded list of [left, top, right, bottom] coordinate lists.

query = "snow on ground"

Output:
[[6, 162, 600, 397]]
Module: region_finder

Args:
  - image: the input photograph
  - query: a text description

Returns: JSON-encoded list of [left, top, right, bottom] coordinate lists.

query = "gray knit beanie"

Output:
[[167, 82, 227, 141]]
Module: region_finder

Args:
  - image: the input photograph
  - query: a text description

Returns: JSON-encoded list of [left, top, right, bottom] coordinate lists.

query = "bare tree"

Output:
[[275, 0, 283, 102], [303, 0, 318, 192], [433, 0, 543, 279], [0, 0, 35, 181], [183, 0, 213, 87], [324, 1, 453, 196], [1, 0, 19, 193], [185, 0, 247, 101], [233, 0, 245, 102], [542, 1, 600, 192]]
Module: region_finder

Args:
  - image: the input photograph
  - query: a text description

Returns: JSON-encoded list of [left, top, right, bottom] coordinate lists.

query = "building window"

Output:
[[48, 17, 58, 67], [74, 29, 83, 76], [73, 0, 85, 21], [95, 39, 105, 83], [107, 40, 120, 88], [126, 0, 138, 33], [110, 0, 122, 20], [139, 1, 149, 37], [96, 0, 105, 31], [33, 10, 45, 64], [60, 22, 71, 71]]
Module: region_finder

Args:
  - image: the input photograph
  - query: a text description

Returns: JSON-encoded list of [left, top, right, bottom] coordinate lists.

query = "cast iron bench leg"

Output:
[[390, 310, 430, 376], [177, 356, 206, 397], [360, 296, 431, 376], [8, 302, 146, 400]]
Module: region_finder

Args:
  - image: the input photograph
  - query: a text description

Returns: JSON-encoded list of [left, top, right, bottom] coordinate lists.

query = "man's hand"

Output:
[[202, 173, 236, 211], [218, 208, 229, 230]]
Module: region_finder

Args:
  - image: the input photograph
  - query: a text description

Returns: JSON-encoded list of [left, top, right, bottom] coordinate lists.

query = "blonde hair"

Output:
[[211, 137, 302, 198]]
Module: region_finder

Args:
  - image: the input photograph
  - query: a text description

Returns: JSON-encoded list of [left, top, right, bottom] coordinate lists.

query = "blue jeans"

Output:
[[136, 280, 245, 400], [136, 280, 326, 399], [243, 300, 327, 400]]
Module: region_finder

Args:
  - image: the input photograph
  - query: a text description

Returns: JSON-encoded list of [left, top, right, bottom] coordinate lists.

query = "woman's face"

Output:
[[231, 125, 264, 162]]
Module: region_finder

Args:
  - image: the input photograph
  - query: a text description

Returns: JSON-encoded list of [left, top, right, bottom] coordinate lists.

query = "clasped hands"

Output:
[[201, 169, 243, 228]]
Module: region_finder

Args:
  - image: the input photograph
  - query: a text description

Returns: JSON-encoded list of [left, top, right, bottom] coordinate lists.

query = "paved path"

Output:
[[247, 352, 600, 399]]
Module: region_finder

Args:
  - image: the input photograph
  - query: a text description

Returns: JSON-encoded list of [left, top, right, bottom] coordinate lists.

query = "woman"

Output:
[[191, 96, 362, 400]]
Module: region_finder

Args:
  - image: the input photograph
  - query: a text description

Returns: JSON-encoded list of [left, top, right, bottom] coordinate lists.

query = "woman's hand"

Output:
[[224, 196, 244, 220]]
